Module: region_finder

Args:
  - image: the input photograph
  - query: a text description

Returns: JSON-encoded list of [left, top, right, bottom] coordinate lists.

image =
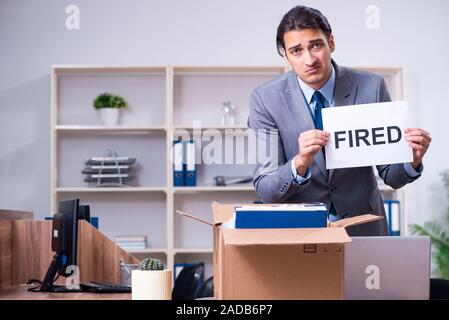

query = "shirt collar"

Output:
[[296, 64, 336, 106]]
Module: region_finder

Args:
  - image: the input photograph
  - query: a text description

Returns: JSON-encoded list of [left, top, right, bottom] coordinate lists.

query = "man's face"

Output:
[[282, 28, 335, 90]]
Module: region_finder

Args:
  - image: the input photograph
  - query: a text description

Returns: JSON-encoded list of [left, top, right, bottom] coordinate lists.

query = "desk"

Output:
[[0, 285, 131, 300], [0, 215, 140, 289]]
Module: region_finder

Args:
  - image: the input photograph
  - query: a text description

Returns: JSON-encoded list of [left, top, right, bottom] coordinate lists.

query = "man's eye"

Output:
[[313, 43, 322, 49], [292, 48, 302, 55]]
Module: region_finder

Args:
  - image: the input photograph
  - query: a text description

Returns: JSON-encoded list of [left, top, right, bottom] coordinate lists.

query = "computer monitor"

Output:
[[78, 204, 90, 223], [39, 199, 80, 292]]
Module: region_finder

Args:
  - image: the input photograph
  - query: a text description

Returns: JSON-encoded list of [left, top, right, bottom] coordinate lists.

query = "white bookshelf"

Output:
[[50, 65, 407, 277], [55, 125, 167, 132], [56, 187, 167, 193], [173, 186, 255, 193]]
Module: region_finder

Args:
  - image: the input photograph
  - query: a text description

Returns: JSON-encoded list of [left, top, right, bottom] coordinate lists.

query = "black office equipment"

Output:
[[195, 276, 214, 299], [79, 281, 131, 293], [78, 204, 91, 223], [172, 263, 205, 300], [36, 199, 81, 292], [430, 278, 449, 300], [29, 199, 133, 294]]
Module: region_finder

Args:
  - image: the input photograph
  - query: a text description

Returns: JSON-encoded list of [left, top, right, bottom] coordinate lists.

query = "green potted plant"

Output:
[[410, 170, 449, 279], [93, 92, 128, 126], [131, 258, 172, 300]]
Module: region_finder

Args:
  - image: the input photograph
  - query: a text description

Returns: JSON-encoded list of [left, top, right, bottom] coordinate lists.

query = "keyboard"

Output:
[[80, 281, 131, 293]]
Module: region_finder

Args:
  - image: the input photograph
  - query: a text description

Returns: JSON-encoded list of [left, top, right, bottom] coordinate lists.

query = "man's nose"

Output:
[[304, 49, 318, 66]]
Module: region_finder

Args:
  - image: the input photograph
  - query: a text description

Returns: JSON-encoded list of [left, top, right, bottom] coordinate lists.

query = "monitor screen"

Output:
[[51, 199, 79, 277]]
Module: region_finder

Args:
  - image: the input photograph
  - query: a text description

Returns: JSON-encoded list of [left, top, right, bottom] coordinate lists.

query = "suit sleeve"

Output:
[[248, 89, 309, 203], [375, 78, 421, 188]]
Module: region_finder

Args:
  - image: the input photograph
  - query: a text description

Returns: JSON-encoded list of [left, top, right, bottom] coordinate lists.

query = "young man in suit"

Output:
[[247, 6, 431, 236]]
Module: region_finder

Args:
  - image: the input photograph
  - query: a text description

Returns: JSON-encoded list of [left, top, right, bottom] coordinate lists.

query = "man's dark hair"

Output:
[[276, 6, 332, 56]]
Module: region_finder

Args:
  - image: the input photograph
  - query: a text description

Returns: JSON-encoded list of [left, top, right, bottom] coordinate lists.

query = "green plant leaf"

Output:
[[410, 222, 449, 248], [93, 93, 127, 109]]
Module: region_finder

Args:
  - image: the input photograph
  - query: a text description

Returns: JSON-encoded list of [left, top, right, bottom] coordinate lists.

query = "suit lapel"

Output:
[[328, 62, 358, 182], [280, 71, 328, 180]]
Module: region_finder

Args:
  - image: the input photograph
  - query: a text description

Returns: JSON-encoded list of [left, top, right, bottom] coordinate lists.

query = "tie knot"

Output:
[[312, 91, 324, 105]]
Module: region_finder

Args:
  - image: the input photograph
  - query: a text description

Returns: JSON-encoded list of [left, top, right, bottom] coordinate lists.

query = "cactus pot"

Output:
[[131, 269, 172, 300]]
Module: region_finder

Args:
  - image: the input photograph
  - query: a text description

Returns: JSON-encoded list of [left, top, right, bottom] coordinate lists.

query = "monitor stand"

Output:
[[39, 254, 82, 293]]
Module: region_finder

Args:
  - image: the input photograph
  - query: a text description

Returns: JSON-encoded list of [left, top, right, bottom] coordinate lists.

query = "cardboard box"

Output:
[[177, 202, 382, 300]]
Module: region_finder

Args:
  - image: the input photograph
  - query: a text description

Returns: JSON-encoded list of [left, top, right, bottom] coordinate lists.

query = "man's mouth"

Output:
[[306, 66, 320, 74]]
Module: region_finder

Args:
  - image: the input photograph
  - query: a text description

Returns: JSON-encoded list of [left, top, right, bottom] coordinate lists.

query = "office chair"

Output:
[[430, 278, 449, 300], [195, 276, 214, 299], [172, 264, 204, 300]]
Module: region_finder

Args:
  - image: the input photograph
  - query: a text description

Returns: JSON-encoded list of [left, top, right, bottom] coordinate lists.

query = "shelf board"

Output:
[[53, 65, 166, 74], [55, 125, 166, 133], [173, 125, 248, 130], [126, 248, 167, 254], [174, 248, 213, 254], [173, 186, 254, 193], [173, 66, 286, 75], [56, 187, 167, 193]]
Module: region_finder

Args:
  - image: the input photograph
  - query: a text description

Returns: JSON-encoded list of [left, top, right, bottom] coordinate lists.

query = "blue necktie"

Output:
[[312, 91, 325, 130], [311, 91, 337, 217]]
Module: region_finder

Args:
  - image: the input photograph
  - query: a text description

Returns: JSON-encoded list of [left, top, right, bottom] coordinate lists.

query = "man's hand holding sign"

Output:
[[312, 101, 431, 170], [405, 127, 432, 170]]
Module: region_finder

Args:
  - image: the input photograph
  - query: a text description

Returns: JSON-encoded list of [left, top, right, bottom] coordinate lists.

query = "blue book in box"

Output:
[[235, 203, 327, 229]]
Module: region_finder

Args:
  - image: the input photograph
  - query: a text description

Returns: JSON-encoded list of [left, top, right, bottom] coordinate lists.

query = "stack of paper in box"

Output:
[[114, 235, 147, 251], [232, 203, 328, 229]]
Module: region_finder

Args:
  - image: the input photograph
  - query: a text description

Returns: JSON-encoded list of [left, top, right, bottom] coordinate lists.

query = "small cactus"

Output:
[[140, 258, 164, 271]]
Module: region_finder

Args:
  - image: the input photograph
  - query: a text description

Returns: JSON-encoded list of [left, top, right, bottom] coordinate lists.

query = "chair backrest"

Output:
[[195, 276, 214, 299], [172, 264, 204, 300], [430, 278, 449, 300]]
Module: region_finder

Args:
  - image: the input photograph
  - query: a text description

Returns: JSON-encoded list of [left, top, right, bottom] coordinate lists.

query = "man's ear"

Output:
[[328, 34, 336, 53], [280, 48, 291, 66]]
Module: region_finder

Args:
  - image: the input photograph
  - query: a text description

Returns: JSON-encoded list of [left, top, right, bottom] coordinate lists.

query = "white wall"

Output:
[[1, 0, 448, 229]]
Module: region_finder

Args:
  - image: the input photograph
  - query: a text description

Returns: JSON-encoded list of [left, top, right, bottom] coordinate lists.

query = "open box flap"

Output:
[[211, 201, 236, 225], [221, 227, 351, 246], [176, 210, 214, 227], [329, 214, 383, 229]]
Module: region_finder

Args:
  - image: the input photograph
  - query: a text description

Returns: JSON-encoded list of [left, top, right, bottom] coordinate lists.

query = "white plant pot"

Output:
[[98, 108, 120, 126], [131, 269, 172, 300]]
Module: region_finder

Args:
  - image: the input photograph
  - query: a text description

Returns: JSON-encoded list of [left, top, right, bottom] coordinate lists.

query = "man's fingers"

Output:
[[303, 145, 322, 154], [405, 128, 431, 138], [300, 132, 329, 144], [405, 135, 429, 144], [408, 142, 426, 151], [300, 130, 330, 141], [302, 138, 328, 148]]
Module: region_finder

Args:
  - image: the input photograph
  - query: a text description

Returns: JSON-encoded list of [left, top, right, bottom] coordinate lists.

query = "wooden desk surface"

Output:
[[0, 286, 131, 300]]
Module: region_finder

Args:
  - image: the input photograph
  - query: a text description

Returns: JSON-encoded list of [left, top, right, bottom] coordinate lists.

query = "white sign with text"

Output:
[[322, 101, 413, 169]]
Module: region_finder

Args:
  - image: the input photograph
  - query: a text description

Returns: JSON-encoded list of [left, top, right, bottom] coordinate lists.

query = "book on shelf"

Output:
[[118, 244, 147, 250], [115, 235, 148, 250], [115, 235, 147, 242]]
